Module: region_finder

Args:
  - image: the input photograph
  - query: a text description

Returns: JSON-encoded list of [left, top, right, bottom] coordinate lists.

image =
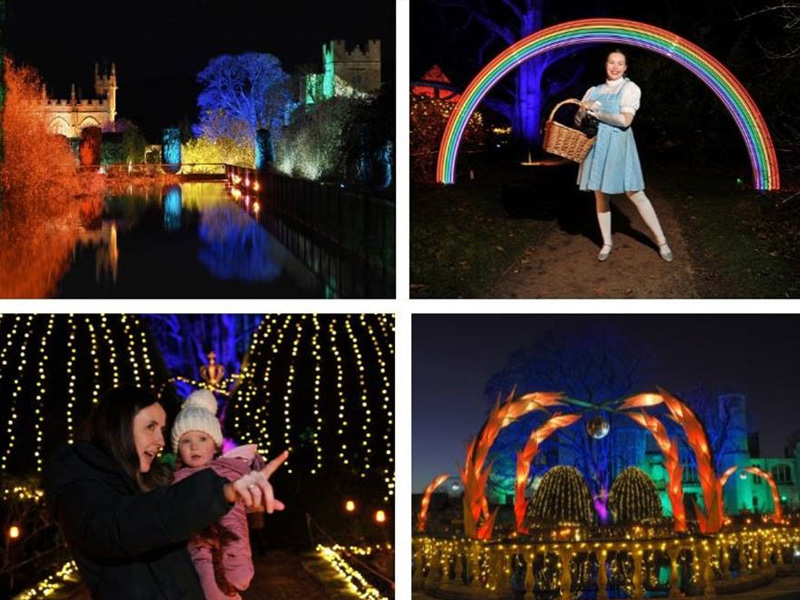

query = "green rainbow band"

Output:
[[437, 18, 780, 191]]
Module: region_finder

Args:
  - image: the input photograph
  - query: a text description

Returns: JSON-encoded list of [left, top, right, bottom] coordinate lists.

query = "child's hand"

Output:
[[229, 450, 289, 513]]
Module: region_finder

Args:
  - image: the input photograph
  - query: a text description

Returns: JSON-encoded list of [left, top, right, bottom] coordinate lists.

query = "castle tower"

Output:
[[94, 62, 117, 122], [322, 39, 381, 99], [42, 63, 118, 137]]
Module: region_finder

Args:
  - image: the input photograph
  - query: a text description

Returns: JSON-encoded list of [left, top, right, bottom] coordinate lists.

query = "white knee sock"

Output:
[[627, 190, 667, 245], [594, 191, 612, 247]]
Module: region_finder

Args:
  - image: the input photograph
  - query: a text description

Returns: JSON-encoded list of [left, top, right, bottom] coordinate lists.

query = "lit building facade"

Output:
[[303, 40, 381, 104], [42, 63, 117, 138]]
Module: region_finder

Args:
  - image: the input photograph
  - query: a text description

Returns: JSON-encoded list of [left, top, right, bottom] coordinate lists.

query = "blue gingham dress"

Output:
[[577, 78, 645, 194]]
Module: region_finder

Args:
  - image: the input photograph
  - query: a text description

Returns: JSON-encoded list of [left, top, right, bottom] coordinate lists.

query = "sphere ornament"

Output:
[[608, 466, 662, 524], [527, 465, 594, 527], [586, 414, 610, 439]]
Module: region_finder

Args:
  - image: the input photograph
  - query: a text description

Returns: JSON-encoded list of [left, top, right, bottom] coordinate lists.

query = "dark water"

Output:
[[56, 182, 382, 298]]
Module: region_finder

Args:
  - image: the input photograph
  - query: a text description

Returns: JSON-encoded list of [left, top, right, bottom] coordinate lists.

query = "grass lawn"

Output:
[[653, 163, 800, 298], [411, 152, 800, 299], [410, 157, 566, 298]]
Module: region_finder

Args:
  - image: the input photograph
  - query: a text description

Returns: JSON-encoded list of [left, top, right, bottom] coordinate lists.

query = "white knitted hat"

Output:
[[171, 389, 223, 452]]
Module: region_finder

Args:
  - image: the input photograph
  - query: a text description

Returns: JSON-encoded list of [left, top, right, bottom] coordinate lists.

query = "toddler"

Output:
[[172, 390, 264, 600]]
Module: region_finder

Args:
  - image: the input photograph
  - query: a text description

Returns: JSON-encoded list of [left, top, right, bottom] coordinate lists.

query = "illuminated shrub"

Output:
[[410, 94, 485, 182], [0, 58, 103, 297], [162, 127, 181, 174], [80, 126, 102, 167], [608, 467, 662, 524], [528, 466, 594, 526], [182, 136, 254, 173], [101, 132, 125, 165]]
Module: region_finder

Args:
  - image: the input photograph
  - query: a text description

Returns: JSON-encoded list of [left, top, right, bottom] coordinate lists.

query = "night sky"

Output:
[[413, 314, 800, 492], [3, 0, 395, 139]]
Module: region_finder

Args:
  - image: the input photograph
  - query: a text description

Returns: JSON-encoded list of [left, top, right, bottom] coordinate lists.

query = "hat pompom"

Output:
[[184, 389, 218, 415]]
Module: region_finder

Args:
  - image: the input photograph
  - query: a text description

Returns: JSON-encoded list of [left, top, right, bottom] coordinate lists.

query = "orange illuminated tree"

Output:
[[0, 58, 104, 297]]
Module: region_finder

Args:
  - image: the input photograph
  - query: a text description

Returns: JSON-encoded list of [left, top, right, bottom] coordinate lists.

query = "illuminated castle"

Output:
[[304, 40, 381, 104], [42, 63, 117, 137]]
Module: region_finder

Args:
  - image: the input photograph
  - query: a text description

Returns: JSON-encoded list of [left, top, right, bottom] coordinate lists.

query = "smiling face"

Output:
[[606, 52, 627, 81], [132, 403, 166, 473], [178, 430, 217, 468]]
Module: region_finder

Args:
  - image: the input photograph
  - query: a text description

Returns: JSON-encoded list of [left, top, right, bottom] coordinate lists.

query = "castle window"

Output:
[[771, 464, 793, 485]]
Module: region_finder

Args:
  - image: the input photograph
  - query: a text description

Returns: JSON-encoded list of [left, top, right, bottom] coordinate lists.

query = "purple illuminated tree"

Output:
[[195, 53, 292, 146], [435, 0, 589, 146]]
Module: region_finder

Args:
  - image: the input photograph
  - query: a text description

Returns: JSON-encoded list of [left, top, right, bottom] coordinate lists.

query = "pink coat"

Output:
[[173, 444, 261, 600]]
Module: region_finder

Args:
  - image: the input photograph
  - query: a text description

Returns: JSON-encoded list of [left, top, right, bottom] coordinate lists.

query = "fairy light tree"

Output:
[[527, 465, 594, 527], [608, 466, 662, 525]]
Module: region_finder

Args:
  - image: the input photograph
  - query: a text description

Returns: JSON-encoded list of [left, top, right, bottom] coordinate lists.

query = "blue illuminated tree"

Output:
[[143, 315, 263, 399], [433, 0, 590, 146], [195, 53, 292, 146], [483, 325, 654, 511]]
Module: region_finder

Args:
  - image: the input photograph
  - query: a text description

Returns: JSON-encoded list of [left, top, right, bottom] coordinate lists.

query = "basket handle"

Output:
[[547, 98, 584, 122]]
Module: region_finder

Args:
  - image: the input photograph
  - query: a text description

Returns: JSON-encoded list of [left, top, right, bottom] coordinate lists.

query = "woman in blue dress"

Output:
[[576, 49, 673, 262]]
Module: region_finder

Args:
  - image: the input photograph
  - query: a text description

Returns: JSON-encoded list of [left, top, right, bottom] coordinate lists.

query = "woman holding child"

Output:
[[44, 386, 286, 600]]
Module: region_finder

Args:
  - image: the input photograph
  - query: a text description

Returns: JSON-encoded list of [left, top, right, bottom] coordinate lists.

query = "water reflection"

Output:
[[163, 185, 182, 232], [1, 181, 388, 298], [77, 221, 119, 284], [198, 203, 283, 282]]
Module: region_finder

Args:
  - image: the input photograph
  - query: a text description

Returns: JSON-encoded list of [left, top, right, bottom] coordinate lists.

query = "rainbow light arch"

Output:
[[436, 18, 780, 191]]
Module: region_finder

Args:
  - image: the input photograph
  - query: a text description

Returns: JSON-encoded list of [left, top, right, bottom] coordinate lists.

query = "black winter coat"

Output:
[[44, 442, 232, 600]]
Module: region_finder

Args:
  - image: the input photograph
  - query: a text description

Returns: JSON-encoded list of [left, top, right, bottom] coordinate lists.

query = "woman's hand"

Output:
[[581, 100, 601, 112], [224, 450, 289, 513]]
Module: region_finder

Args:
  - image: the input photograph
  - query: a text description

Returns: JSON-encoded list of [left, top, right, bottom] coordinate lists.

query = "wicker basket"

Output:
[[542, 98, 596, 163]]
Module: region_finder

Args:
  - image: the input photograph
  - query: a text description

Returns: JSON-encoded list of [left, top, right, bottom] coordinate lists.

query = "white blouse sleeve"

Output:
[[620, 82, 641, 115]]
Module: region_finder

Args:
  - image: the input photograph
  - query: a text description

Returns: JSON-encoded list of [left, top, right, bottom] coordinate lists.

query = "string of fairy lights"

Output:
[[0, 314, 395, 503], [330, 317, 350, 464], [312, 315, 323, 475], [33, 315, 55, 472], [1, 315, 35, 472], [1, 315, 160, 472], [346, 317, 371, 477], [413, 526, 800, 597]]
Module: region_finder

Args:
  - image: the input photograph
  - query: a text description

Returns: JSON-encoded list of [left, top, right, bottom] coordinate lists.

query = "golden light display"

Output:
[[0, 314, 395, 504], [317, 545, 388, 600], [417, 473, 449, 532], [413, 526, 800, 599], [346, 499, 356, 512]]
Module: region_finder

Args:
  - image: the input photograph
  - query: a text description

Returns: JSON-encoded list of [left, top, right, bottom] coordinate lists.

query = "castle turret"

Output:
[[718, 394, 753, 513], [94, 63, 117, 122], [321, 39, 381, 100]]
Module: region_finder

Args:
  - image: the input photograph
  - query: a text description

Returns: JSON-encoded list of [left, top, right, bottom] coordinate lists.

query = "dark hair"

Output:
[[606, 48, 628, 63], [81, 385, 172, 491]]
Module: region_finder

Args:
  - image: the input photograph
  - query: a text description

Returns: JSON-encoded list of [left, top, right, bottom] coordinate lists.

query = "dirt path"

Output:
[[243, 550, 331, 600], [490, 188, 698, 298]]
